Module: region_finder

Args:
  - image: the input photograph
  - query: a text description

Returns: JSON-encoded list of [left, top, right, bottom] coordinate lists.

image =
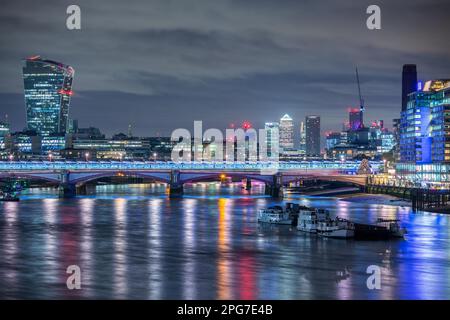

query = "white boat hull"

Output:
[[258, 218, 292, 225], [318, 228, 354, 239]]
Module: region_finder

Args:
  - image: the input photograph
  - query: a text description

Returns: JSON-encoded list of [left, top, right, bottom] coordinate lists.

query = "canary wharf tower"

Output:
[[23, 56, 74, 136]]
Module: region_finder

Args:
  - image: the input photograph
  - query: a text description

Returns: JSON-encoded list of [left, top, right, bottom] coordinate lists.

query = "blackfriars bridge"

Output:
[[0, 160, 382, 197]]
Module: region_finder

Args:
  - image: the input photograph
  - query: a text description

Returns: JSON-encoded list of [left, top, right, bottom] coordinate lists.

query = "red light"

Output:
[[242, 121, 252, 130], [28, 55, 40, 60], [58, 89, 73, 96]]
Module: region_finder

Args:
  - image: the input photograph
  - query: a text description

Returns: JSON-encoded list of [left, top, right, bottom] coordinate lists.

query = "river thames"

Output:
[[0, 183, 449, 299]]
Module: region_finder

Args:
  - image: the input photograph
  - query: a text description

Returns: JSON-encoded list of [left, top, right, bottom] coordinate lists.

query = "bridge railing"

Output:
[[0, 160, 383, 173]]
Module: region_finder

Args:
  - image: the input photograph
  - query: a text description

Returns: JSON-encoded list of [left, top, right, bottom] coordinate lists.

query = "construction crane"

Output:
[[356, 67, 365, 112]]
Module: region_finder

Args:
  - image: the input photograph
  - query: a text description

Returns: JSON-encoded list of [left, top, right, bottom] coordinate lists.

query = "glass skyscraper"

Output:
[[397, 79, 450, 187], [279, 114, 294, 150], [305, 115, 321, 157], [23, 56, 75, 136]]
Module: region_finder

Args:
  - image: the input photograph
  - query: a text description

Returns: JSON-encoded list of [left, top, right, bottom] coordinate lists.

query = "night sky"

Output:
[[1, 0, 449, 140]]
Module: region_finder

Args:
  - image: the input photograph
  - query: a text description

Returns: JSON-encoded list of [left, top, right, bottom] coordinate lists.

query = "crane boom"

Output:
[[356, 67, 364, 112]]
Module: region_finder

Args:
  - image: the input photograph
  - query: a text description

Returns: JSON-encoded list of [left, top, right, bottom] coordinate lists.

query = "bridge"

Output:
[[0, 160, 382, 197]]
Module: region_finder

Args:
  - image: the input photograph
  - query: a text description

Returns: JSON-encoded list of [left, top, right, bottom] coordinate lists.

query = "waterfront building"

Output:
[[378, 132, 395, 154], [23, 56, 75, 136], [305, 115, 320, 157], [279, 114, 294, 150], [72, 138, 150, 160], [402, 64, 417, 112], [398, 79, 450, 187], [41, 135, 67, 154]]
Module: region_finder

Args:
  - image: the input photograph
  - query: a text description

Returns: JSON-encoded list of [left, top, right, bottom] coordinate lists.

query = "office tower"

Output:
[[402, 64, 417, 112], [264, 122, 279, 158], [400, 79, 450, 163], [23, 56, 75, 136], [305, 115, 320, 157], [279, 114, 294, 150], [299, 121, 306, 156], [349, 108, 363, 131]]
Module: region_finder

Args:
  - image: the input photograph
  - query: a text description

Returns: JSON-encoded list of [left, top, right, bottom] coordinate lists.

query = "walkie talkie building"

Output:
[[22, 56, 74, 136]]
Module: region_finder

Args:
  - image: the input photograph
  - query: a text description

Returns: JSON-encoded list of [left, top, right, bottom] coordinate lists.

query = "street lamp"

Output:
[[153, 152, 157, 162], [48, 153, 53, 162], [85, 152, 90, 162], [8, 154, 13, 161]]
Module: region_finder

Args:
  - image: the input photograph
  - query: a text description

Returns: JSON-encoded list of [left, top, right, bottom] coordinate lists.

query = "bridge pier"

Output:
[[59, 183, 76, 198], [264, 174, 283, 198], [245, 178, 252, 190], [169, 170, 183, 197]]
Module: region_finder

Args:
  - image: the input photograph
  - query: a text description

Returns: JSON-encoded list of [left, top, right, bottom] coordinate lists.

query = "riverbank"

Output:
[[338, 193, 411, 207], [338, 193, 450, 214]]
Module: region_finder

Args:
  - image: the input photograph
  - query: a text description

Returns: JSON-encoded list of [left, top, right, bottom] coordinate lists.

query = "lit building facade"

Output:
[[299, 121, 306, 156], [305, 115, 320, 157], [397, 79, 450, 187], [349, 108, 363, 131], [23, 56, 74, 136], [265, 122, 279, 158], [279, 114, 294, 150]]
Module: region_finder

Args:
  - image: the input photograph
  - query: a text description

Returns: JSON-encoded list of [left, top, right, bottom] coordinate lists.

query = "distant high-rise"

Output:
[[305, 115, 320, 157], [264, 122, 279, 158], [402, 64, 417, 112], [299, 121, 306, 156], [348, 108, 363, 131], [279, 114, 294, 150], [23, 56, 75, 136]]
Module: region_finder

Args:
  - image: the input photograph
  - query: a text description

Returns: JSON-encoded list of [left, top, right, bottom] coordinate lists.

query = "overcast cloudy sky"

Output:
[[1, 0, 449, 139]]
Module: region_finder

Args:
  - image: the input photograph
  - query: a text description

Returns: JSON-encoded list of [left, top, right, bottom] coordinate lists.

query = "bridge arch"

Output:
[[0, 172, 61, 183], [68, 171, 171, 185]]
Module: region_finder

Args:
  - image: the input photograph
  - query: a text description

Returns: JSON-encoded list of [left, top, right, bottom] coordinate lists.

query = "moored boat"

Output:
[[257, 206, 293, 225], [317, 217, 355, 239], [377, 219, 407, 238]]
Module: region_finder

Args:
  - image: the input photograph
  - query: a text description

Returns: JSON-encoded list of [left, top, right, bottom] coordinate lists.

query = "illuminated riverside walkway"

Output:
[[0, 160, 383, 197]]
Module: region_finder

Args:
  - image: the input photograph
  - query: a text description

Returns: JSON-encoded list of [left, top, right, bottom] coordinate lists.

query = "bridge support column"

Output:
[[169, 170, 183, 197], [245, 178, 252, 190], [58, 171, 76, 198], [264, 174, 283, 198], [59, 183, 76, 198]]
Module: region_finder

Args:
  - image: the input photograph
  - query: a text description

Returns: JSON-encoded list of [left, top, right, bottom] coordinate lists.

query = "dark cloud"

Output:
[[0, 0, 449, 139]]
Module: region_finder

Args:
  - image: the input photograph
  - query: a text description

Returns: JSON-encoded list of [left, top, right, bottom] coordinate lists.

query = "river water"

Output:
[[0, 183, 449, 299]]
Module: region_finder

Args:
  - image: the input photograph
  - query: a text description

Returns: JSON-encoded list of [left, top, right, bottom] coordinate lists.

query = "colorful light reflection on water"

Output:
[[0, 183, 450, 299]]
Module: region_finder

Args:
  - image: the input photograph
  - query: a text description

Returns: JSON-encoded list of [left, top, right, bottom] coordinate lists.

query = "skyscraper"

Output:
[[299, 121, 306, 156], [279, 114, 294, 150], [402, 64, 417, 112], [305, 115, 320, 157], [23, 56, 75, 136], [348, 108, 363, 131], [264, 122, 279, 158]]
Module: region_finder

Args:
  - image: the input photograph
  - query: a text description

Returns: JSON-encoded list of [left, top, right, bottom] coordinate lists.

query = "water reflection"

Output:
[[113, 198, 128, 298], [1, 183, 450, 299]]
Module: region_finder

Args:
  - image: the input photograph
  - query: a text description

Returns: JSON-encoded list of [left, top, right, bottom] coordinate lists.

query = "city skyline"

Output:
[[1, 0, 450, 136]]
